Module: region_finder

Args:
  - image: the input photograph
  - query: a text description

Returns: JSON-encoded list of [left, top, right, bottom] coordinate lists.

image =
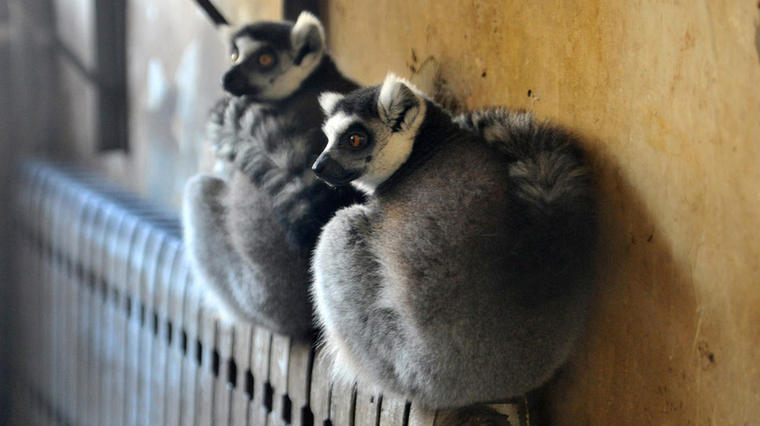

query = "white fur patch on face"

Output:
[[353, 98, 427, 194], [255, 48, 324, 100], [233, 38, 262, 65], [352, 130, 415, 194], [260, 56, 322, 100], [345, 73, 428, 193], [322, 112, 358, 148]]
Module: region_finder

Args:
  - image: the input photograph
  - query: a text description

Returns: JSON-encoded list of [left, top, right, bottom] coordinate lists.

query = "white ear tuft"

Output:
[[293, 11, 325, 37], [291, 11, 326, 65], [319, 92, 344, 115], [377, 73, 422, 132]]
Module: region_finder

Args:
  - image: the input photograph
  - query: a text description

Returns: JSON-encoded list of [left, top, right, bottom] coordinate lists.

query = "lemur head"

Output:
[[313, 74, 428, 194], [221, 11, 326, 100]]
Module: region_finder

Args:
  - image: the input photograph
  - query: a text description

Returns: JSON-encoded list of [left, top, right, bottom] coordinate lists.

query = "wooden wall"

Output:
[[317, 1, 760, 424]]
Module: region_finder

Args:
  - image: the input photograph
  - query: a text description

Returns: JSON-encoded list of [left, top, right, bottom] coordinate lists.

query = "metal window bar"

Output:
[[94, 0, 129, 151], [7, 159, 528, 426]]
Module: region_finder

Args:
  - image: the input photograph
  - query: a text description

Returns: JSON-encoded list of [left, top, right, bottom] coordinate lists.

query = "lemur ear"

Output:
[[377, 73, 422, 133], [291, 11, 326, 66], [319, 92, 344, 115]]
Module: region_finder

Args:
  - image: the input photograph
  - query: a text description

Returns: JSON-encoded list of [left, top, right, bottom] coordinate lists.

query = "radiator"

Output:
[[7, 159, 528, 426]]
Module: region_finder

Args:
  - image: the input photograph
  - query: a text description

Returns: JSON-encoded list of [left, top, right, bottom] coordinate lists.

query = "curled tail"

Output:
[[455, 108, 597, 280]]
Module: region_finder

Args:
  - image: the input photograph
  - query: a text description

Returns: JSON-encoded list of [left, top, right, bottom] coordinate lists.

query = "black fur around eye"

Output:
[[343, 131, 367, 149]]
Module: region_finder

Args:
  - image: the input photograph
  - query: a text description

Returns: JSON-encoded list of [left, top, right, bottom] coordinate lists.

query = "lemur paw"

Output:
[[184, 174, 228, 208], [213, 140, 238, 163]]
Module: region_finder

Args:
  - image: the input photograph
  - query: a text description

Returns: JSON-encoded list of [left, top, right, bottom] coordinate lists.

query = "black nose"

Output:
[[312, 153, 357, 186], [222, 70, 248, 96], [312, 153, 331, 175]]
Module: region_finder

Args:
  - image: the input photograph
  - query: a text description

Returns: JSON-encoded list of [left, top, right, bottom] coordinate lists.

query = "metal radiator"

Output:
[[7, 160, 527, 426]]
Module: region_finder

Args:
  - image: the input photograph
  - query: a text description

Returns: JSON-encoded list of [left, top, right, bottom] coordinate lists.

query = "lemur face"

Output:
[[314, 75, 427, 194], [222, 12, 325, 100]]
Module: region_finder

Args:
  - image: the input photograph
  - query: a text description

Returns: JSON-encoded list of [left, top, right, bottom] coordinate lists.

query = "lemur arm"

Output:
[[183, 174, 257, 323], [311, 205, 408, 388], [207, 96, 250, 163], [183, 174, 312, 335]]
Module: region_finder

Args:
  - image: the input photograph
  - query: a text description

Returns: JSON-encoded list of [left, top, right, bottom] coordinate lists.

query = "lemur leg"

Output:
[[312, 205, 409, 390], [184, 174, 313, 336], [182, 174, 258, 323]]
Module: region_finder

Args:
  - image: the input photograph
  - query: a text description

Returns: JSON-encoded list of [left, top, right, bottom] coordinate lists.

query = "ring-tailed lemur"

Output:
[[182, 12, 362, 337], [311, 74, 598, 407]]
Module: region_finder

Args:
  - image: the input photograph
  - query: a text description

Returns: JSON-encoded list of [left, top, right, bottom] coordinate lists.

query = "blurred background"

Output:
[[0, 0, 290, 209], [1, 0, 760, 424], [0, 0, 290, 422]]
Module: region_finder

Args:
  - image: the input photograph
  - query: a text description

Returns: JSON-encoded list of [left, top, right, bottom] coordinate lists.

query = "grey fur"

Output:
[[183, 12, 361, 337], [312, 77, 597, 407]]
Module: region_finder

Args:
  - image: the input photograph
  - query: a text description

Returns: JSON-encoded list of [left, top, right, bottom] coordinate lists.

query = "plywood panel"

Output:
[[321, 1, 760, 424]]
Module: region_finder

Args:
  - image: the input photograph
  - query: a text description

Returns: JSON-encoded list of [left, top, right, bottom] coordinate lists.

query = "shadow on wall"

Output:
[[538, 136, 702, 424]]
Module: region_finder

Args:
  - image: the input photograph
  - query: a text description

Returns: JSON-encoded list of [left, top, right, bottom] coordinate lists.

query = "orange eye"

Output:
[[258, 53, 274, 66], [348, 133, 364, 148]]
